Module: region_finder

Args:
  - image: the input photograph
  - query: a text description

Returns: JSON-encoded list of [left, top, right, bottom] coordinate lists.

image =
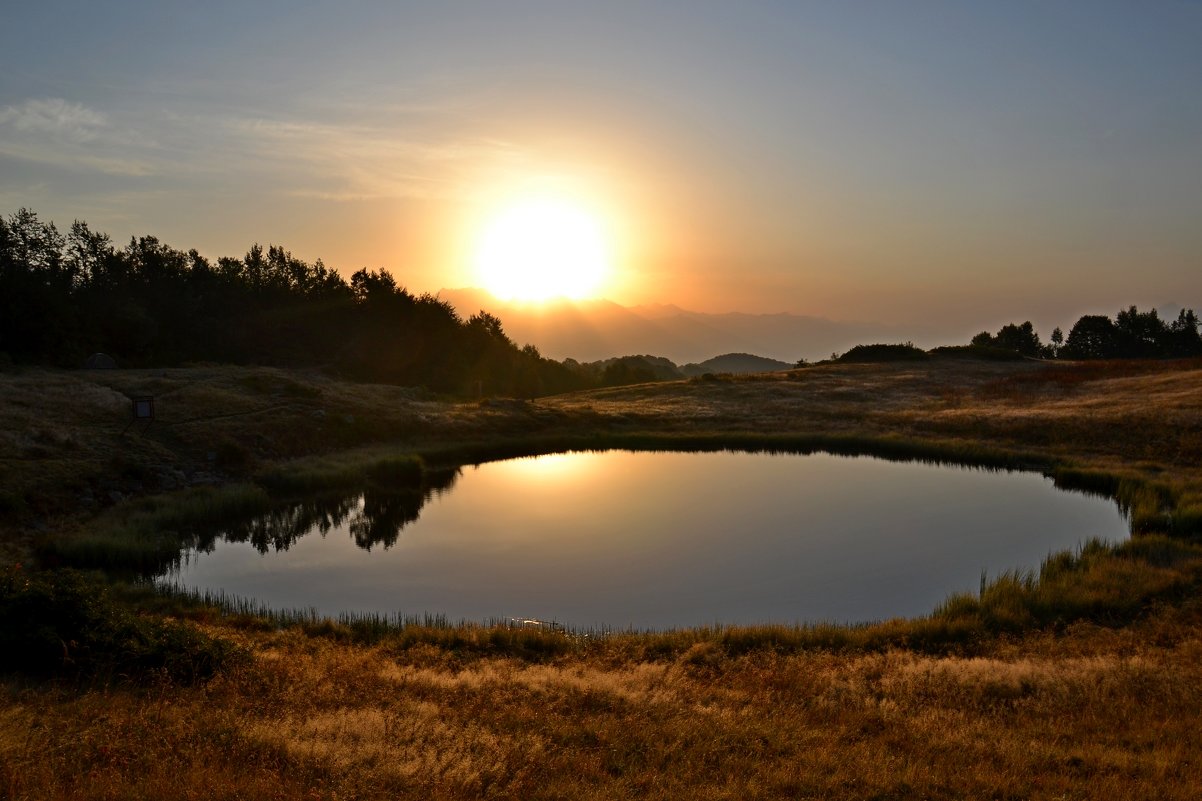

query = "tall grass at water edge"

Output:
[[1051, 466, 1202, 536], [153, 583, 589, 660], [255, 453, 425, 494], [46, 455, 430, 573], [45, 484, 273, 574], [414, 432, 1046, 472]]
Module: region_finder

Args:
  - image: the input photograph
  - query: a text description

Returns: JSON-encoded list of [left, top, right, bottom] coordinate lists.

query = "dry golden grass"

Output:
[[542, 358, 1202, 466], [5, 603, 1202, 800]]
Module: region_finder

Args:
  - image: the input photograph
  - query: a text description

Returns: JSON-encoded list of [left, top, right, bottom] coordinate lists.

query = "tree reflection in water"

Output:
[[193, 468, 462, 554]]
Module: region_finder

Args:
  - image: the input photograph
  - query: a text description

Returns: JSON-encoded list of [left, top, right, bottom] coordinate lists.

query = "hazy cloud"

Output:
[[218, 115, 529, 202], [0, 94, 528, 202], [0, 98, 108, 142], [0, 97, 156, 176]]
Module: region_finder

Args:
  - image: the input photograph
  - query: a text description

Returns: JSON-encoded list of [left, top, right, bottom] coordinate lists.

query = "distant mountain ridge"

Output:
[[437, 288, 906, 364]]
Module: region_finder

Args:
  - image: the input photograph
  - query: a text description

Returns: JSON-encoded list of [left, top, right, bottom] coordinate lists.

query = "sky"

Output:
[[2, 1, 1200, 340]]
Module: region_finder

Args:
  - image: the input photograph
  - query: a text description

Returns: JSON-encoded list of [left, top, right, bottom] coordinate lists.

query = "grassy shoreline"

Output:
[[43, 425, 1196, 584]]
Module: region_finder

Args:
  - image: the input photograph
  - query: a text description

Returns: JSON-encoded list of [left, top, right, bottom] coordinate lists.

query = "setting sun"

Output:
[[472, 196, 610, 302]]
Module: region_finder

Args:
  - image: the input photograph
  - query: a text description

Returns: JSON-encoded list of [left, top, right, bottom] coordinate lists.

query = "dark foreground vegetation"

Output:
[[0, 566, 238, 683]]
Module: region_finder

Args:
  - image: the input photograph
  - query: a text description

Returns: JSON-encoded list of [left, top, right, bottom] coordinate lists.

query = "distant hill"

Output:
[[437, 288, 907, 364], [680, 353, 793, 376], [562, 351, 793, 388]]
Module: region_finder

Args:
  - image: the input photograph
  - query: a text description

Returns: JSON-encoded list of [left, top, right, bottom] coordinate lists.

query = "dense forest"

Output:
[[0, 209, 586, 396], [2, 209, 1199, 395]]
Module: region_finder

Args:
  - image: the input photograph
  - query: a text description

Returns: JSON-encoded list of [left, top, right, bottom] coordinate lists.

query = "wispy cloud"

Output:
[[0, 95, 534, 204], [218, 115, 529, 202], [0, 98, 107, 142], [0, 97, 156, 176]]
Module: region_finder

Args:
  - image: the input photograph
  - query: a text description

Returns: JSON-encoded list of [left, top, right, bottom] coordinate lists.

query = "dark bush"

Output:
[[929, 345, 1025, 361], [837, 343, 929, 363], [0, 566, 240, 683]]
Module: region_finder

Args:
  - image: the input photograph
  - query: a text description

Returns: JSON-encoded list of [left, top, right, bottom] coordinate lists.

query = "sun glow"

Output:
[[472, 195, 611, 302]]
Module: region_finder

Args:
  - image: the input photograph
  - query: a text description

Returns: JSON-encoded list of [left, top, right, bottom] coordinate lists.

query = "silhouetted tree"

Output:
[[970, 331, 994, 348], [969, 321, 1043, 357], [1061, 315, 1120, 359], [1057, 306, 1201, 360], [0, 209, 78, 363], [1050, 327, 1064, 357], [994, 321, 1043, 357], [1113, 306, 1166, 358], [1166, 309, 1202, 357]]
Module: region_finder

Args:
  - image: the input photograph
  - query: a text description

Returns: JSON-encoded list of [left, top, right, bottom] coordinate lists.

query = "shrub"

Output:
[[836, 343, 929, 363], [928, 344, 1025, 361], [0, 566, 241, 683]]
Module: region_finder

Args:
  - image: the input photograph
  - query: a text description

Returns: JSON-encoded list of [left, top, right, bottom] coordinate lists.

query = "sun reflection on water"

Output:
[[487, 451, 604, 484]]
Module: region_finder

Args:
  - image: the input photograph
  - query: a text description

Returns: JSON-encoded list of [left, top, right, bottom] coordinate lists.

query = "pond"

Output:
[[160, 451, 1130, 629]]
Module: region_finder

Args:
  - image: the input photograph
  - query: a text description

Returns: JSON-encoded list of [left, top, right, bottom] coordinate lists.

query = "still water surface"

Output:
[[161, 452, 1129, 629]]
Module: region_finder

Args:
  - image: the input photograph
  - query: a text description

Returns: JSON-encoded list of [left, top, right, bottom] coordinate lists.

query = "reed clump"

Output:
[[933, 536, 1202, 634], [45, 484, 272, 574]]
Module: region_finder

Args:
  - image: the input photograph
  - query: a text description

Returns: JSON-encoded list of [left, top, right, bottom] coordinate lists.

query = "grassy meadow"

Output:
[[3, 357, 1202, 799]]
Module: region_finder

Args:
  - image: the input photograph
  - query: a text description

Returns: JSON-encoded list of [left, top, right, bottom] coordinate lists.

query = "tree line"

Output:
[[970, 307, 1201, 360], [3, 209, 1199, 394], [0, 208, 589, 396]]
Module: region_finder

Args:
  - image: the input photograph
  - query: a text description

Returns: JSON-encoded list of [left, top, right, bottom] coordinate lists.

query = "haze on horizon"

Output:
[[2, 1, 1200, 344]]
